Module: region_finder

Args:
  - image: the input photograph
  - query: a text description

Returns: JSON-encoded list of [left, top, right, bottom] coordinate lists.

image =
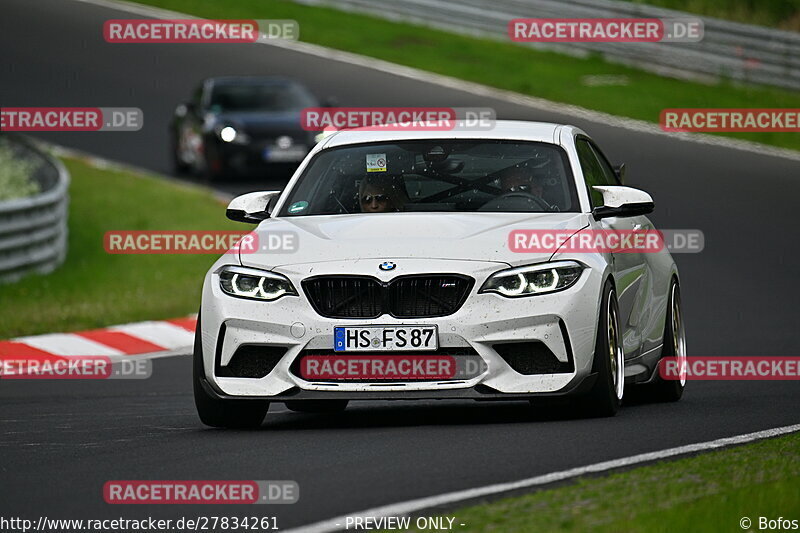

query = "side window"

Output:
[[575, 138, 610, 207], [588, 140, 621, 186]]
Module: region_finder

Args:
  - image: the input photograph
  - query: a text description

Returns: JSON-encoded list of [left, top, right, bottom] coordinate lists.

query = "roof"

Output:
[[207, 76, 296, 86], [321, 120, 573, 148]]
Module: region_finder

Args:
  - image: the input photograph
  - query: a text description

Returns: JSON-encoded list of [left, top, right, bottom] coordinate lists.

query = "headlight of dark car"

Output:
[[215, 125, 250, 144]]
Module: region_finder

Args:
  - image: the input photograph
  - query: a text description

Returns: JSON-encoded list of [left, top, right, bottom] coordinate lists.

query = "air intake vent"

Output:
[[493, 341, 573, 374], [216, 345, 286, 378]]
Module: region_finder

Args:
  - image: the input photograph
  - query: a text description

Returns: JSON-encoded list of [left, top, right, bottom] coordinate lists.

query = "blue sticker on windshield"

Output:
[[288, 201, 308, 214]]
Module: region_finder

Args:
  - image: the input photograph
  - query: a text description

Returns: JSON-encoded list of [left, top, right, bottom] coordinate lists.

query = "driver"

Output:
[[498, 166, 557, 210], [358, 174, 408, 213]]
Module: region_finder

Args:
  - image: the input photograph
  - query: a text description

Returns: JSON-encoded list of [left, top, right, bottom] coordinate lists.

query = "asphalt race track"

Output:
[[2, 0, 800, 529]]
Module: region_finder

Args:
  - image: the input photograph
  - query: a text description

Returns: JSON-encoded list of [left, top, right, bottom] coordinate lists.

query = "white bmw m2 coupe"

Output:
[[194, 121, 686, 427]]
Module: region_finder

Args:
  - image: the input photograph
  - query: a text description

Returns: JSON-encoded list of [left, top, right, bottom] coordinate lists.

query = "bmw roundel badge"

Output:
[[379, 261, 396, 271]]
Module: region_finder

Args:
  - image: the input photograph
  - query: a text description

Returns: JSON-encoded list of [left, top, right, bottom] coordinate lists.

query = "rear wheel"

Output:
[[285, 400, 349, 413], [193, 315, 269, 428], [641, 279, 686, 402], [580, 281, 625, 417]]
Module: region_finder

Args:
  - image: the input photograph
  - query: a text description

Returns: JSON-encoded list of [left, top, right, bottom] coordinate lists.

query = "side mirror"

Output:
[[226, 191, 282, 223], [613, 163, 626, 184], [175, 102, 196, 118], [591, 186, 653, 220]]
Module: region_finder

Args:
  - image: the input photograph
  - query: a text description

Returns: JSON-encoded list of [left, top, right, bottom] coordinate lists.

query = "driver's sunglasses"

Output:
[[508, 184, 531, 193], [361, 194, 390, 204]]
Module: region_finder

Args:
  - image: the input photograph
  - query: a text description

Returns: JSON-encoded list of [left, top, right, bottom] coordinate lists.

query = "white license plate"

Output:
[[333, 326, 438, 352], [263, 146, 307, 162]]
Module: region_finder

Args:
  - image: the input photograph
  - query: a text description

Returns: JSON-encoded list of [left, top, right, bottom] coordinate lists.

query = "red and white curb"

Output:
[[0, 316, 196, 363]]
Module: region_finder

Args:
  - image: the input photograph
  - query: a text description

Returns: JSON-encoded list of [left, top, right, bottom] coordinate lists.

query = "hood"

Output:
[[213, 110, 309, 137], [239, 212, 589, 270]]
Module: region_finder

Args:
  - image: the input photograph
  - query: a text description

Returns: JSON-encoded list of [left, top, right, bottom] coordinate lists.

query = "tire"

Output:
[[285, 400, 349, 413], [193, 314, 270, 428], [580, 281, 625, 417], [201, 162, 225, 182], [200, 142, 228, 182], [641, 279, 686, 402], [170, 137, 190, 175]]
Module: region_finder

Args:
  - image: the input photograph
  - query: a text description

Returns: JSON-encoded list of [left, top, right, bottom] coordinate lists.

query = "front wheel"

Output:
[[199, 140, 234, 182], [193, 316, 270, 428], [641, 279, 686, 402], [170, 134, 191, 175], [580, 281, 625, 417]]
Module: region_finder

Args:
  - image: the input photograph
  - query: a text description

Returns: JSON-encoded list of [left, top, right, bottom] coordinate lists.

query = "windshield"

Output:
[[209, 82, 316, 112], [279, 140, 579, 216]]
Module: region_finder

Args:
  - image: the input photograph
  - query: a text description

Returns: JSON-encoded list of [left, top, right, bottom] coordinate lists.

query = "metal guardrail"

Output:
[[297, 0, 800, 90], [0, 135, 70, 283]]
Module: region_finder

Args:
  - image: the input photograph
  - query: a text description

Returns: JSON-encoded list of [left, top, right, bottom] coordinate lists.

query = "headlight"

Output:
[[218, 266, 297, 301], [216, 125, 250, 144], [479, 261, 584, 298]]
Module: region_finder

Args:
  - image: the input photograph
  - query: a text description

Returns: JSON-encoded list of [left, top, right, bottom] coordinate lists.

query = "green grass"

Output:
[[0, 138, 41, 201], [624, 0, 800, 31], [133, 0, 800, 151], [0, 157, 246, 339], [393, 431, 800, 533]]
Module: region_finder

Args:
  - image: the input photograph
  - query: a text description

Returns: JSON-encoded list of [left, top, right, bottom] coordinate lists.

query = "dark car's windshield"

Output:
[[279, 140, 579, 216], [209, 82, 316, 112]]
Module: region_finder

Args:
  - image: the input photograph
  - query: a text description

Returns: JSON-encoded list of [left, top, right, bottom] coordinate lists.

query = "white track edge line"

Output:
[[284, 422, 800, 533], [72, 0, 800, 162]]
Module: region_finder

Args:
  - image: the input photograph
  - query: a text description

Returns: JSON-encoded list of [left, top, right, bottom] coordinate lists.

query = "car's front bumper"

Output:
[[197, 369, 599, 401], [209, 137, 310, 174], [199, 258, 606, 399]]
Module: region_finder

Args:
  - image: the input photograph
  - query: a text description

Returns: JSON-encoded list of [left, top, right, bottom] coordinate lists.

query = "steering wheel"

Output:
[[494, 192, 554, 211]]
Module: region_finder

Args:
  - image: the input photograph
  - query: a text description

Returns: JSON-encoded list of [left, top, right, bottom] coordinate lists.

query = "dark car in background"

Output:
[[170, 76, 325, 180]]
